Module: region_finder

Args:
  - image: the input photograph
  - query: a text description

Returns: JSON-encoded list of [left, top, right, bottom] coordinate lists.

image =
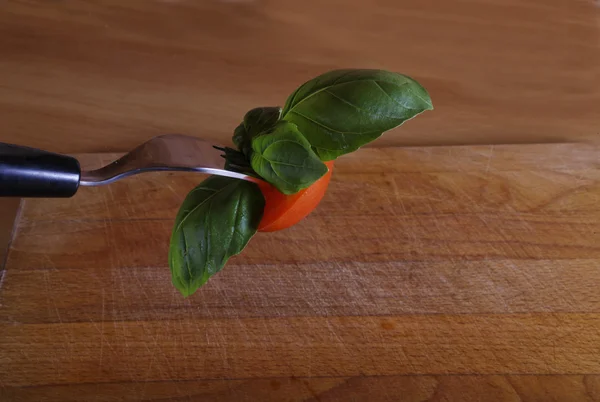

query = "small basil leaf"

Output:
[[244, 107, 282, 136], [232, 107, 282, 155], [232, 123, 247, 150], [168, 176, 265, 297], [282, 69, 433, 160], [250, 121, 328, 195]]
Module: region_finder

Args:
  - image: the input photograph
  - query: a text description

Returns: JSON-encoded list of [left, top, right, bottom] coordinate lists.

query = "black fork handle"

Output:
[[0, 142, 81, 198]]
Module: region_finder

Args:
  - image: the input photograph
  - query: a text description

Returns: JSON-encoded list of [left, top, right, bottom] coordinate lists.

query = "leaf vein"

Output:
[[174, 181, 238, 234], [325, 89, 409, 120], [227, 191, 242, 261], [284, 76, 414, 116], [182, 228, 193, 295], [289, 111, 380, 136], [372, 80, 419, 111]]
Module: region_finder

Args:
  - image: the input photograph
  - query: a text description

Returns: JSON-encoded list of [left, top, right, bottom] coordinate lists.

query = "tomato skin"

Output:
[[256, 161, 334, 232]]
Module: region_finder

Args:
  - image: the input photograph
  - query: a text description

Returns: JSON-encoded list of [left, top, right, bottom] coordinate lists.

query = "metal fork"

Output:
[[0, 134, 256, 198]]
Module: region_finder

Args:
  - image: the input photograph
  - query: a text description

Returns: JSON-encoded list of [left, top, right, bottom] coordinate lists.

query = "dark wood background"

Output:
[[0, 0, 598, 153]]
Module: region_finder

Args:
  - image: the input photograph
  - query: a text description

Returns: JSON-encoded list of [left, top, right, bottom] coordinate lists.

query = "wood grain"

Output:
[[0, 198, 20, 270], [1, 0, 599, 154], [1, 143, 600, 401], [3, 375, 600, 402]]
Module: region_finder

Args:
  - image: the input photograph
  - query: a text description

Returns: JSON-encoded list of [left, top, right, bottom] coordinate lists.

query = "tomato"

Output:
[[254, 161, 334, 232]]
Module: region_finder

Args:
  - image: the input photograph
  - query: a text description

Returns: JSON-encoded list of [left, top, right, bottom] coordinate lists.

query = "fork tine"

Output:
[[79, 134, 257, 186]]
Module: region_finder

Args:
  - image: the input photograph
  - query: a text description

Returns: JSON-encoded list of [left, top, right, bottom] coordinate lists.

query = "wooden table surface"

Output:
[[1, 143, 600, 401], [1, 0, 599, 153]]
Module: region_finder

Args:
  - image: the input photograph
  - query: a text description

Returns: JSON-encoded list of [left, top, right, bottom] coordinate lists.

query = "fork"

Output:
[[0, 134, 257, 198]]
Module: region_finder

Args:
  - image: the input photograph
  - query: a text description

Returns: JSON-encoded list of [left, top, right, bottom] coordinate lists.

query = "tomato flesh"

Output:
[[255, 161, 334, 232]]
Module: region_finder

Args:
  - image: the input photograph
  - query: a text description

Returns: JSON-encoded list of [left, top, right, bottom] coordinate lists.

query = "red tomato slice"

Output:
[[254, 161, 334, 232]]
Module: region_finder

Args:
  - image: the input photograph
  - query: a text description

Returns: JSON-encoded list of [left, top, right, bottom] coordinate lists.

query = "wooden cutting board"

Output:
[[1, 143, 600, 401]]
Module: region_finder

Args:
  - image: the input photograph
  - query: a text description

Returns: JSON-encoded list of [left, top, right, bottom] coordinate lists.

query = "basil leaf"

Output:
[[250, 121, 328, 195], [232, 123, 247, 150], [244, 107, 282, 136], [281, 69, 433, 160], [168, 176, 264, 297], [232, 106, 281, 155]]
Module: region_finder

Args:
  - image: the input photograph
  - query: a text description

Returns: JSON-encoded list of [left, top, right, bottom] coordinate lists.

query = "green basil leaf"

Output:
[[281, 69, 433, 160], [232, 123, 247, 150], [232, 106, 281, 155], [250, 121, 328, 195], [168, 176, 265, 297], [244, 107, 282, 136]]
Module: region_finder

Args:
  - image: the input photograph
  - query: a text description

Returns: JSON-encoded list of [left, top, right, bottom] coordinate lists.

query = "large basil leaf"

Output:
[[281, 69, 433, 160], [233, 106, 281, 155], [168, 176, 264, 297], [250, 121, 328, 195]]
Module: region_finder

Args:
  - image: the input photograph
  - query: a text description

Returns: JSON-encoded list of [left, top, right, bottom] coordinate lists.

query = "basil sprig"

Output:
[[169, 68, 432, 296]]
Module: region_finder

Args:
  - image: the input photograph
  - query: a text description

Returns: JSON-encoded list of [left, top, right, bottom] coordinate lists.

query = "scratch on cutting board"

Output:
[[0, 270, 6, 293], [98, 289, 105, 372], [144, 318, 175, 381], [41, 253, 57, 271], [139, 344, 157, 399], [87, 292, 117, 376], [166, 182, 183, 201], [388, 175, 407, 215], [43, 270, 73, 362], [426, 204, 456, 260], [325, 318, 345, 347], [115, 319, 136, 382], [139, 323, 160, 388], [485, 145, 495, 174]]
